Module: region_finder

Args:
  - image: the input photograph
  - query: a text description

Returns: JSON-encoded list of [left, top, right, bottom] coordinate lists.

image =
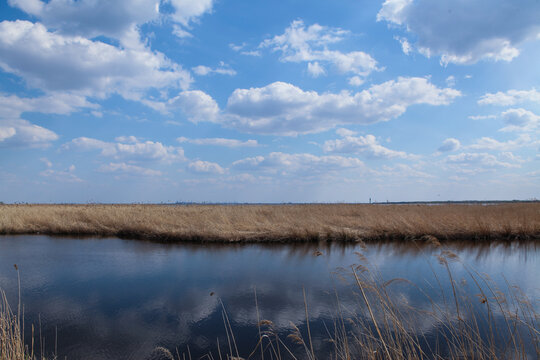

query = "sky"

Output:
[[0, 0, 539, 203]]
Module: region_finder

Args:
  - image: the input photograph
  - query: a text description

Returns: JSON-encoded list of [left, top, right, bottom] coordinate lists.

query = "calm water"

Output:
[[0, 236, 538, 359]]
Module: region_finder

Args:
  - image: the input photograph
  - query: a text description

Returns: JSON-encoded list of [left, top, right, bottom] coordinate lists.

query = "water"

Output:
[[0, 236, 538, 359]]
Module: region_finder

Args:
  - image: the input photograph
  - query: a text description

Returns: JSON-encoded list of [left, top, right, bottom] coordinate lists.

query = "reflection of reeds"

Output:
[[170, 250, 538, 360], [1, 203, 539, 243]]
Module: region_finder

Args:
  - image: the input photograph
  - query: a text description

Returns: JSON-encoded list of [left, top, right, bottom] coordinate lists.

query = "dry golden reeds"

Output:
[[0, 203, 539, 243]]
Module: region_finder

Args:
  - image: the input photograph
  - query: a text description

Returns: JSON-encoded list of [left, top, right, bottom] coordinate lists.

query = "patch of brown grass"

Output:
[[0, 203, 538, 243]]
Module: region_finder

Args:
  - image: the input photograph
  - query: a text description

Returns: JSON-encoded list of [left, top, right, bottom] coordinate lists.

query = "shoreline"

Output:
[[1, 203, 539, 243]]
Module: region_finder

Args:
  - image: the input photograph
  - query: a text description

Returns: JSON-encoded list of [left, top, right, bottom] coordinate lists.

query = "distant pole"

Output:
[[369, 197, 371, 204]]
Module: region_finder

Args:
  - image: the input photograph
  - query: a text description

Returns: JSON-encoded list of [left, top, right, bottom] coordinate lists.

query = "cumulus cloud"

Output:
[[98, 162, 162, 177], [438, 138, 461, 152], [0, 118, 58, 148], [223, 77, 461, 135], [322, 131, 415, 159], [7, 0, 213, 45], [307, 62, 326, 77], [348, 76, 364, 87], [500, 108, 540, 132], [0, 20, 192, 100], [378, 0, 540, 65], [177, 137, 258, 148], [232, 152, 364, 175], [478, 89, 540, 106], [468, 108, 539, 132], [64, 137, 186, 163], [168, 90, 220, 123], [166, 0, 214, 27], [192, 62, 236, 76], [188, 160, 226, 174], [7, 0, 157, 47], [260, 20, 381, 81], [0, 126, 16, 142]]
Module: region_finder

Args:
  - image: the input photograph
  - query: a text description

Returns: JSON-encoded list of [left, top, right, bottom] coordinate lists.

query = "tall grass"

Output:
[[0, 267, 55, 360], [1, 203, 539, 243]]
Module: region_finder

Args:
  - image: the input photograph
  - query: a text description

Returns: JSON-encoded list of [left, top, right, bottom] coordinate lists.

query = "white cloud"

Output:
[[7, 0, 213, 45], [378, 0, 540, 65], [232, 152, 364, 175], [230, 43, 262, 56], [168, 90, 220, 123], [260, 20, 381, 81], [445, 152, 520, 169], [348, 76, 364, 87], [322, 132, 415, 159], [223, 77, 461, 135], [192, 62, 236, 76], [0, 118, 58, 148], [188, 160, 226, 174], [177, 137, 258, 148], [478, 89, 540, 106], [39, 162, 82, 182], [40, 168, 83, 182], [64, 137, 186, 163], [468, 114, 497, 120], [335, 128, 357, 137], [172, 24, 193, 39], [114, 136, 140, 144], [467, 134, 535, 151], [166, 0, 214, 27], [241, 50, 262, 57], [394, 35, 412, 54], [499, 152, 526, 164], [0, 127, 16, 141], [468, 108, 539, 132], [445, 76, 456, 87], [307, 62, 325, 77], [377, 0, 411, 25], [99, 162, 162, 177], [438, 138, 461, 152], [500, 108, 540, 132], [229, 43, 246, 52], [0, 20, 192, 100], [7, 0, 159, 46], [0, 93, 97, 119]]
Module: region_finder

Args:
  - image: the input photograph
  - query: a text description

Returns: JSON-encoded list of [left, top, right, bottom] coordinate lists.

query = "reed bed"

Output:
[[0, 203, 539, 243]]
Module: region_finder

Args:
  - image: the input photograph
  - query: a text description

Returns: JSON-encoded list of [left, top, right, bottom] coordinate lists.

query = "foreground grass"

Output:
[[0, 203, 539, 243]]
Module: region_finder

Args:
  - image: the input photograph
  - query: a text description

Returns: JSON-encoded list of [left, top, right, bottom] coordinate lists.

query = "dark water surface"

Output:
[[0, 236, 538, 359]]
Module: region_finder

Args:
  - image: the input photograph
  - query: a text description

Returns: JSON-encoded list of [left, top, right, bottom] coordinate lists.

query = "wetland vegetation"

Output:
[[0, 202, 539, 243]]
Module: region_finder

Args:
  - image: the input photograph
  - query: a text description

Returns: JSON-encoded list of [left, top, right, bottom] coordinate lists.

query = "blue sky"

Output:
[[0, 0, 539, 203]]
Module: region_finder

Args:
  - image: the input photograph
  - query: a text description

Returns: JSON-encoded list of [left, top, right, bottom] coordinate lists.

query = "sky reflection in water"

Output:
[[0, 236, 538, 359]]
